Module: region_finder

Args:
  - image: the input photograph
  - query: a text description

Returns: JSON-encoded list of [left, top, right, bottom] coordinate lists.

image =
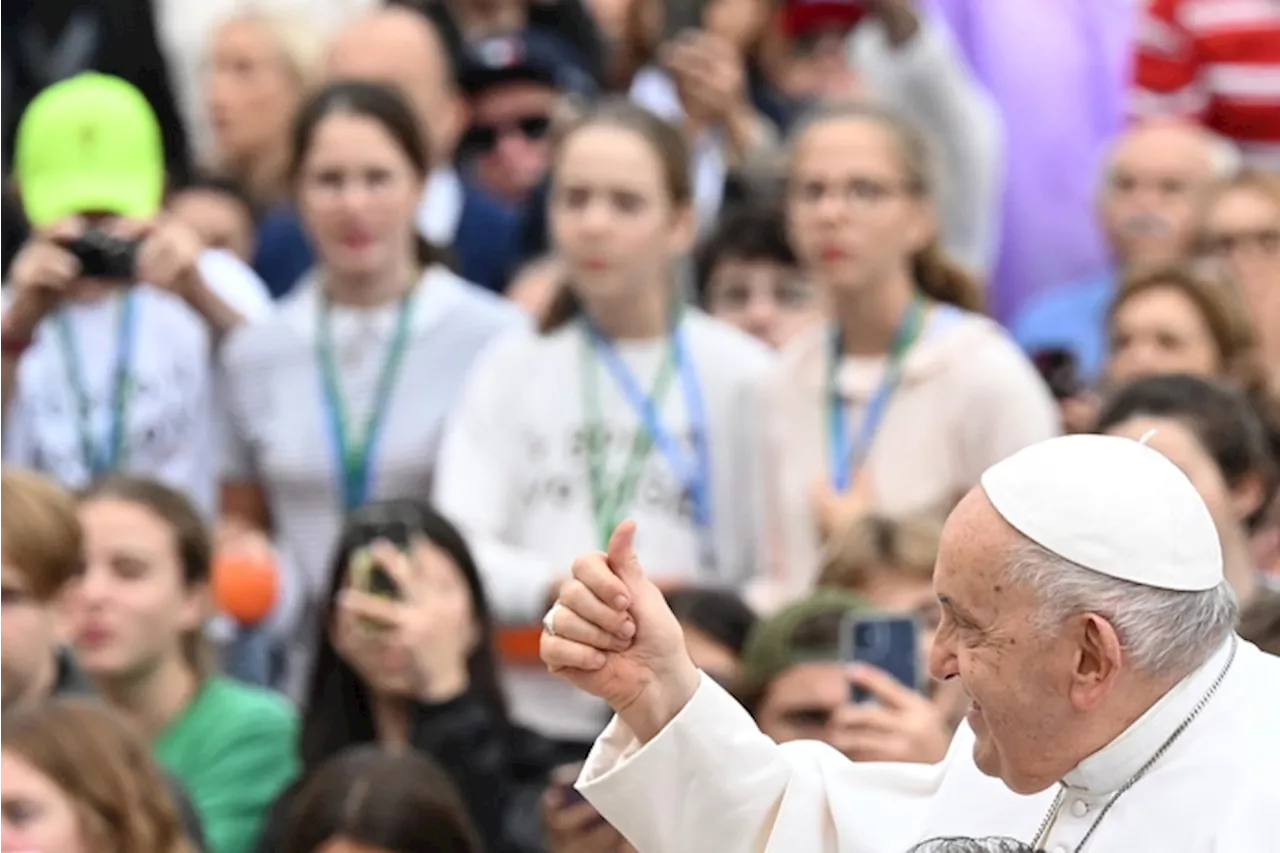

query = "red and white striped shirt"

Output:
[[1133, 0, 1280, 170]]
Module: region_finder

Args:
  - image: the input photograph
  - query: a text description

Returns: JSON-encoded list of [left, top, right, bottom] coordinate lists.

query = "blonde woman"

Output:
[[204, 10, 326, 210], [1, 698, 200, 853]]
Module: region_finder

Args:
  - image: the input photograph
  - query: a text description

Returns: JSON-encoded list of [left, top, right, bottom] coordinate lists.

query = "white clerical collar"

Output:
[[416, 166, 465, 246], [1063, 635, 1236, 794]]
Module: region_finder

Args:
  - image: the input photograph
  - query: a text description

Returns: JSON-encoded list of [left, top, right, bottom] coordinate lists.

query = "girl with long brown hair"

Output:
[[750, 103, 1058, 610], [434, 98, 774, 750], [64, 476, 299, 853]]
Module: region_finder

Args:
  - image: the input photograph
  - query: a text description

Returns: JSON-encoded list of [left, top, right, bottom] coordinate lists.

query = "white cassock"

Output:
[[578, 638, 1280, 853], [574, 436, 1280, 852]]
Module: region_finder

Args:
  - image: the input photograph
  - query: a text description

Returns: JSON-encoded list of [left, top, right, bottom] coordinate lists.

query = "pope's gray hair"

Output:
[[1005, 540, 1238, 678]]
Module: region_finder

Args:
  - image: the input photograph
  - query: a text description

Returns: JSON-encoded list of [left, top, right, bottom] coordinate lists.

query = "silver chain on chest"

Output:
[[1029, 635, 1238, 853]]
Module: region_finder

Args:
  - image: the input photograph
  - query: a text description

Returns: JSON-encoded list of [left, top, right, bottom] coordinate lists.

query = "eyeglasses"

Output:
[[1201, 228, 1280, 258], [788, 176, 917, 210], [463, 114, 553, 155]]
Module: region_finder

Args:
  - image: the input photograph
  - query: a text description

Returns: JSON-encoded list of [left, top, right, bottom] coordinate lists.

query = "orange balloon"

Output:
[[212, 552, 279, 626]]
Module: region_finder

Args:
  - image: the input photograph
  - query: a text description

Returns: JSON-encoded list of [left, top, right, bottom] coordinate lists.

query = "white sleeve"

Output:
[[1, 376, 36, 465], [432, 337, 562, 623], [850, 16, 1004, 278], [195, 249, 275, 323], [578, 674, 943, 853]]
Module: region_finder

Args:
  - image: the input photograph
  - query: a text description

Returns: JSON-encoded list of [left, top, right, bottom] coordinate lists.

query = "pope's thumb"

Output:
[[606, 520, 646, 585]]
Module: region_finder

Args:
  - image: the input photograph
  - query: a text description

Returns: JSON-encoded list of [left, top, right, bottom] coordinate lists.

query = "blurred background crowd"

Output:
[[1, 0, 1278, 852]]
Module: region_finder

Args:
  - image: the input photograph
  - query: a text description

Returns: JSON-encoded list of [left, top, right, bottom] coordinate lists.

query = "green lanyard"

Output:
[[54, 291, 138, 477], [827, 295, 927, 493], [316, 290, 417, 511], [581, 324, 678, 550]]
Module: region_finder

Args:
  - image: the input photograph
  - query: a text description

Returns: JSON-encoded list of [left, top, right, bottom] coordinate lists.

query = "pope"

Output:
[[540, 434, 1280, 852]]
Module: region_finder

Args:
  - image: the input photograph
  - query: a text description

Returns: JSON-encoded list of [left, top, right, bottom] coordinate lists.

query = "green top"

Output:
[[155, 676, 299, 853]]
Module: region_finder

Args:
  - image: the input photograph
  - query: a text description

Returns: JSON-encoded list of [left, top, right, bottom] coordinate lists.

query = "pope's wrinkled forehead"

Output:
[[932, 488, 1025, 611]]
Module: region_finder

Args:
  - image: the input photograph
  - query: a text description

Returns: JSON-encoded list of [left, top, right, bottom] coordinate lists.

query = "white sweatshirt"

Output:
[[434, 309, 774, 739]]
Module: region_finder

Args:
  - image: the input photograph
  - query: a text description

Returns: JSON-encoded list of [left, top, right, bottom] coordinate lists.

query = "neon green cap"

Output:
[[14, 73, 165, 228]]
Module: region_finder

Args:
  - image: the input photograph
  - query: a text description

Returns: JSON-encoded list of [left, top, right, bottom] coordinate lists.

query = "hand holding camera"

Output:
[[5, 218, 88, 336]]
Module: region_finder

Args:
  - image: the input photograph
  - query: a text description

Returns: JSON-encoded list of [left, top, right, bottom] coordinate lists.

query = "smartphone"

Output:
[[346, 504, 417, 601], [840, 612, 921, 703], [1030, 347, 1082, 401]]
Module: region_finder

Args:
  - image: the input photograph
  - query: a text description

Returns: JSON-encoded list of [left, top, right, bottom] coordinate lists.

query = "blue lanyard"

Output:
[[586, 317, 716, 570], [54, 291, 138, 477], [316, 291, 417, 512], [828, 297, 927, 493]]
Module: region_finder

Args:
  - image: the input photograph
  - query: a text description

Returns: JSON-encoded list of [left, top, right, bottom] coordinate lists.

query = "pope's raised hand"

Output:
[[541, 521, 701, 742]]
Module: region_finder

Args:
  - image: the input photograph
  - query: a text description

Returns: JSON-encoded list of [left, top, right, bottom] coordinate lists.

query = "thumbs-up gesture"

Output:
[[541, 521, 701, 742]]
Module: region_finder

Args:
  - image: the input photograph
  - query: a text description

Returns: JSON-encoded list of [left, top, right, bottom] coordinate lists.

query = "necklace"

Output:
[[1030, 635, 1238, 852]]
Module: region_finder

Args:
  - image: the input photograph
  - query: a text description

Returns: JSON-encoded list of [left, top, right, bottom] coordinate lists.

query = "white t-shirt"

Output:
[[433, 309, 775, 739], [219, 265, 527, 695], [2, 250, 274, 517]]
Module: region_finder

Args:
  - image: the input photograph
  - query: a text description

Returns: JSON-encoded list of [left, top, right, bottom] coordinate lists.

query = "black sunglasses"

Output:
[[463, 114, 553, 154]]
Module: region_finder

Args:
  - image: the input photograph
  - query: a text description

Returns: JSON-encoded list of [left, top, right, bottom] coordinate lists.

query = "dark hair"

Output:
[[540, 98, 693, 333], [908, 838, 1040, 853], [1240, 589, 1280, 656], [665, 587, 758, 656], [299, 500, 509, 771], [693, 205, 797, 306], [78, 477, 215, 677], [289, 80, 445, 268], [1095, 373, 1279, 530], [785, 102, 984, 313], [168, 171, 259, 224], [279, 745, 482, 853]]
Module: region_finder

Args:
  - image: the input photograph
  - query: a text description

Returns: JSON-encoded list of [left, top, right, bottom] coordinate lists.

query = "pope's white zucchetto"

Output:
[[980, 434, 1223, 592]]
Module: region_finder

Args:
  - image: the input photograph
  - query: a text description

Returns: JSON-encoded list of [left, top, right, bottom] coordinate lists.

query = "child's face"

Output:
[[705, 256, 819, 349], [167, 189, 255, 262]]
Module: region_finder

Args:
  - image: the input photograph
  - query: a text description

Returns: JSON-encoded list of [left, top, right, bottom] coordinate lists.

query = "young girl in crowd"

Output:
[[67, 476, 299, 853], [750, 102, 1058, 609], [434, 98, 774, 748], [258, 500, 552, 853], [219, 81, 525, 696], [693, 204, 819, 350], [2, 698, 200, 853]]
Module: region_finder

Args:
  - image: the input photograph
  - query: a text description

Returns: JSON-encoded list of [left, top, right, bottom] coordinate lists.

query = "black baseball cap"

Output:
[[459, 28, 598, 98]]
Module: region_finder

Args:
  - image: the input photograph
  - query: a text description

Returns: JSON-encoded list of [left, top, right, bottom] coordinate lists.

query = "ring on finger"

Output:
[[542, 601, 562, 637]]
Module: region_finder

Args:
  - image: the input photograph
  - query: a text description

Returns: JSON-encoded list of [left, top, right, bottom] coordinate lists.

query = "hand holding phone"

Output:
[[840, 612, 922, 702], [346, 505, 418, 602], [830, 663, 952, 764]]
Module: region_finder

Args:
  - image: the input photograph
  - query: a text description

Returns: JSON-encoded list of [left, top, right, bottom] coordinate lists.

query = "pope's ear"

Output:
[[1069, 613, 1124, 710]]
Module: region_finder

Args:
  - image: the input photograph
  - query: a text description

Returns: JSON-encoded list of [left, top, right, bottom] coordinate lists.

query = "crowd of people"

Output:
[[1, 0, 1278, 852]]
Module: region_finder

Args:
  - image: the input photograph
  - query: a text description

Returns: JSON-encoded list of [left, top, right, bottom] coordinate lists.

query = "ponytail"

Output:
[[538, 280, 582, 333], [911, 240, 984, 313]]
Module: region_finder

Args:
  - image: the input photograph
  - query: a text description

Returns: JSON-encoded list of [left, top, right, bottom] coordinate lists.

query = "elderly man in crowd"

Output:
[[1011, 120, 1238, 388], [540, 434, 1279, 851]]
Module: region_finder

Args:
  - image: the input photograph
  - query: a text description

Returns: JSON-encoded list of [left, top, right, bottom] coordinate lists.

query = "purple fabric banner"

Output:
[[926, 0, 1136, 321]]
